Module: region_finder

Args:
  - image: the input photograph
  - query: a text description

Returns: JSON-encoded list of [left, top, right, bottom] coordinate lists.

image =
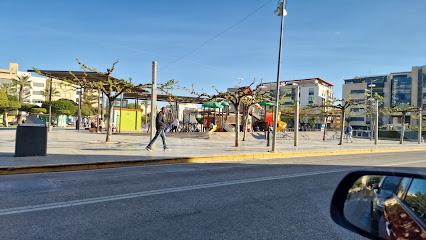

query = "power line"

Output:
[[160, 0, 275, 70]]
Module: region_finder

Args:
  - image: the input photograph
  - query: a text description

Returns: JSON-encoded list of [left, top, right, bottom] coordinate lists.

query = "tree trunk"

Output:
[[16, 85, 24, 124], [234, 102, 240, 147], [3, 111, 8, 127], [243, 105, 249, 141], [323, 117, 327, 141], [339, 110, 345, 145], [105, 98, 115, 142], [400, 112, 406, 144]]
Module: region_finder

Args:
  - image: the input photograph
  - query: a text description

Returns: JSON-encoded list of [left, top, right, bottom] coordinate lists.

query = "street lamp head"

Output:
[[274, 1, 287, 16]]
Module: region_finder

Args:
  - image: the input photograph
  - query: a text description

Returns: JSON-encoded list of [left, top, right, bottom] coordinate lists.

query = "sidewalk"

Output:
[[1, 128, 425, 174]]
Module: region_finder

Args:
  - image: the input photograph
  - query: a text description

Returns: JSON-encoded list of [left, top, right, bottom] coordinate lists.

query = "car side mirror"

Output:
[[330, 171, 426, 240]]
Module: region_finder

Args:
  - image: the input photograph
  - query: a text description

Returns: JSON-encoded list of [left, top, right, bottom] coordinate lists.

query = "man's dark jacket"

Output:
[[156, 111, 166, 130]]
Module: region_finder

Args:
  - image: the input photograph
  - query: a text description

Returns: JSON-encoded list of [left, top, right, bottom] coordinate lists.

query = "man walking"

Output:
[[345, 124, 353, 143], [146, 107, 170, 151]]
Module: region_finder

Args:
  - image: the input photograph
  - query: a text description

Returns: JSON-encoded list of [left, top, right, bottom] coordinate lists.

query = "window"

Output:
[[396, 178, 411, 199], [403, 178, 426, 223], [351, 108, 364, 112], [351, 90, 365, 94], [350, 117, 364, 122], [33, 82, 44, 87]]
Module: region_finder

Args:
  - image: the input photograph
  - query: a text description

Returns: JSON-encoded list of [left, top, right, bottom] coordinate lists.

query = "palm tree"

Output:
[[41, 86, 60, 99], [0, 83, 17, 95], [13, 75, 32, 124]]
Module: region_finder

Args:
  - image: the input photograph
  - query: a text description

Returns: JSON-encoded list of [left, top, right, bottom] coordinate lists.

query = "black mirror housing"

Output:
[[330, 170, 426, 240]]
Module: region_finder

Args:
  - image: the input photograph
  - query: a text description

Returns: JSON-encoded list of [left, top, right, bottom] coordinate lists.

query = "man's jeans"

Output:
[[147, 129, 168, 149]]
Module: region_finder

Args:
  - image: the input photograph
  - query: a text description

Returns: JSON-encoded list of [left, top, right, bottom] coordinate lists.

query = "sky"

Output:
[[0, 0, 425, 99]]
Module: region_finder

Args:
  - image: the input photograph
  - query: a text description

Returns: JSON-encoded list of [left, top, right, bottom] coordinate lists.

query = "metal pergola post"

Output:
[[119, 93, 123, 133]]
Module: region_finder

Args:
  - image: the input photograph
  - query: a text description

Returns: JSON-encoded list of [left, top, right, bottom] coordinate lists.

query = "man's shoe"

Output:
[[146, 147, 152, 152], [164, 148, 171, 151]]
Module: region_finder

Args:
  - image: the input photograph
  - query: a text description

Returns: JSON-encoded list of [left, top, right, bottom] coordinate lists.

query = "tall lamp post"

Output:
[[367, 79, 377, 140], [272, 0, 287, 152]]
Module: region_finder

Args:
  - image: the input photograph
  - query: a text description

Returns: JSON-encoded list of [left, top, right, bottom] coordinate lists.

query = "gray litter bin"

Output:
[[15, 123, 48, 157]]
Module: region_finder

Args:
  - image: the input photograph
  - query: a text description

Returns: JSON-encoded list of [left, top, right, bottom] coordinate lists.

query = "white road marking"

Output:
[[0, 159, 425, 216]]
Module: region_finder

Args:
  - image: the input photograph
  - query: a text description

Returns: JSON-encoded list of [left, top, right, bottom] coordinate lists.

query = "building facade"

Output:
[[342, 65, 426, 130], [260, 78, 334, 107], [0, 63, 46, 106]]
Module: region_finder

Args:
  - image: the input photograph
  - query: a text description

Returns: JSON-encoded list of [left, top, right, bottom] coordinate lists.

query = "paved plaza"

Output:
[[1, 128, 425, 169]]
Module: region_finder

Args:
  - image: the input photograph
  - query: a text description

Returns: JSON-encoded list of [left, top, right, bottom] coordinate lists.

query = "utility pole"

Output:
[[48, 78, 53, 132], [150, 61, 158, 150], [272, 0, 286, 152], [77, 87, 82, 131], [419, 107, 422, 144], [294, 86, 299, 146], [374, 100, 379, 145], [97, 88, 101, 132]]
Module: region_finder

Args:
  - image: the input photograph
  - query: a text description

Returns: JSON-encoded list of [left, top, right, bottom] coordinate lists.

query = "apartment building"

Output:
[[342, 65, 426, 129], [259, 78, 334, 107], [0, 63, 46, 106]]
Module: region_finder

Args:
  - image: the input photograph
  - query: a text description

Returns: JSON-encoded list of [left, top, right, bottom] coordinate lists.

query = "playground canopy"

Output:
[[202, 102, 223, 108], [259, 102, 275, 107]]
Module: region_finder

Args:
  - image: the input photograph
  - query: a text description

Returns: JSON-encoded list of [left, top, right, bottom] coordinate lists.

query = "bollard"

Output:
[[267, 130, 270, 147]]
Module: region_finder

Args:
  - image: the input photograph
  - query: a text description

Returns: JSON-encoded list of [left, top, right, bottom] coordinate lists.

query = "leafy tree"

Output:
[[30, 108, 47, 117], [13, 75, 32, 124], [19, 103, 38, 113], [81, 88, 97, 112], [81, 105, 94, 116], [186, 80, 270, 147], [0, 91, 21, 127], [35, 59, 175, 142], [42, 99, 78, 118], [383, 105, 419, 144]]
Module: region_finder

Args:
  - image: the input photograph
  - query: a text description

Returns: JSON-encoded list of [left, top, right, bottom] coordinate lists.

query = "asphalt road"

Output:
[[0, 151, 425, 240]]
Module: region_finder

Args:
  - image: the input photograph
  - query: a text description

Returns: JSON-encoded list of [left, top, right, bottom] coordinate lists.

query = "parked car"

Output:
[[383, 177, 426, 240], [331, 171, 425, 240], [371, 176, 402, 233]]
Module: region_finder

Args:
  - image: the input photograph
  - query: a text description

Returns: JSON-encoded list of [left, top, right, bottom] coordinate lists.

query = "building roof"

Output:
[[262, 78, 333, 87], [28, 70, 148, 93], [123, 92, 207, 104]]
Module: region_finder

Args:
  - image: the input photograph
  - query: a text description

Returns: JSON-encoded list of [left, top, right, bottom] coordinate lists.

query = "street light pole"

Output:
[[272, 0, 286, 152], [368, 80, 377, 140], [374, 99, 379, 145], [294, 86, 299, 146]]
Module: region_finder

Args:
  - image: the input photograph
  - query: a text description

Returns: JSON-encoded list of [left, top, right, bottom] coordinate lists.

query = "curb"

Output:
[[1, 147, 426, 175]]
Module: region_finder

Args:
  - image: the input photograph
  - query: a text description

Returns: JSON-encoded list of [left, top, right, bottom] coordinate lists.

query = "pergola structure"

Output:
[[29, 69, 209, 133], [29, 69, 149, 132], [121, 92, 208, 132]]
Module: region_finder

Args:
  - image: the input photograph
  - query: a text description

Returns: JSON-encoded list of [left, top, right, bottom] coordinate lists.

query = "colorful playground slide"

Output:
[[277, 121, 287, 132], [208, 125, 219, 133]]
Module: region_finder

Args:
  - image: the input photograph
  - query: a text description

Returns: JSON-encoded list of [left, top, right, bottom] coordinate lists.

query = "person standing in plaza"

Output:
[[345, 124, 353, 143], [171, 118, 179, 132], [146, 107, 169, 151]]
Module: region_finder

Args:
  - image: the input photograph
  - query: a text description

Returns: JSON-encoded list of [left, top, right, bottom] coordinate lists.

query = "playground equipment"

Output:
[[265, 112, 287, 132], [208, 124, 219, 133], [277, 120, 287, 132]]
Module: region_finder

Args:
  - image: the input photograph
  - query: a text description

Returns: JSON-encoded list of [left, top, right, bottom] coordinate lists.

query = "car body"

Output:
[[383, 178, 426, 240], [371, 176, 402, 233]]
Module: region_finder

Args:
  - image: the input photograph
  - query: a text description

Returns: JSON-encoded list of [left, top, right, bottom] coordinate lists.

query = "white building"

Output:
[[0, 63, 46, 106], [259, 78, 334, 107]]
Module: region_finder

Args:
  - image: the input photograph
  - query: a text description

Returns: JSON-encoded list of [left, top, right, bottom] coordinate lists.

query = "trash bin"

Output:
[[15, 123, 48, 157]]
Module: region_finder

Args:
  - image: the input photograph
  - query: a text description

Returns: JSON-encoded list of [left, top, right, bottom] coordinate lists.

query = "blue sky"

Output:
[[1, 0, 425, 99]]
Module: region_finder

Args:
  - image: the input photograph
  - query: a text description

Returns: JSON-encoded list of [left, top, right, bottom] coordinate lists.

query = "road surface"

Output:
[[1, 151, 425, 239]]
